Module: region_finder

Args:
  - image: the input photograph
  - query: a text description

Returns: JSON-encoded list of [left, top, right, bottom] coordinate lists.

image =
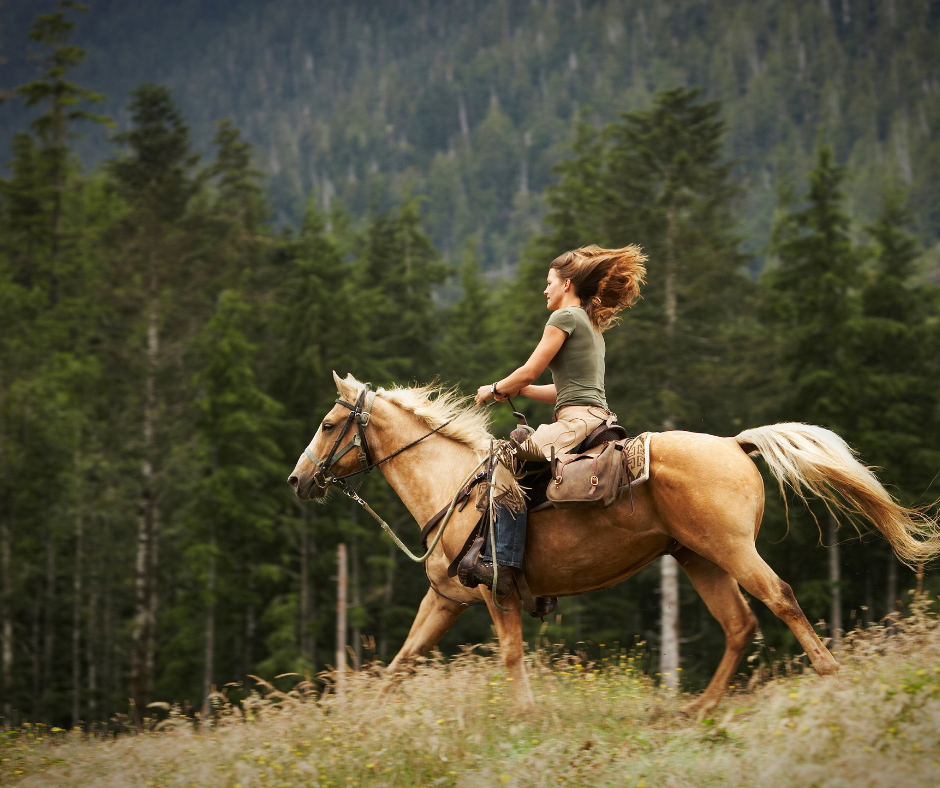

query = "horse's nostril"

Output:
[[288, 475, 299, 490]]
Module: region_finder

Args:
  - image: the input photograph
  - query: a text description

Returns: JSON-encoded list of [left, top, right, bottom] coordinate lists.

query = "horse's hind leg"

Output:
[[385, 588, 465, 680], [673, 547, 758, 718], [713, 546, 840, 678]]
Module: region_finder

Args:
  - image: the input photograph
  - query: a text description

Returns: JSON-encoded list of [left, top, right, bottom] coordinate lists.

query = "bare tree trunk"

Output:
[[71, 449, 83, 727], [131, 287, 159, 725], [659, 205, 680, 689], [309, 514, 317, 668], [1, 520, 12, 720], [299, 510, 310, 661], [31, 599, 40, 707], [351, 519, 361, 668], [828, 513, 842, 651], [86, 584, 98, 725], [886, 552, 898, 617], [103, 583, 113, 709], [244, 567, 256, 680], [660, 555, 680, 688], [146, 504, 159, 694], [43, 540, 56, 721], [335, 543, 347, 692], [379, 542, 396, 662], [202, 529, 216, 711]]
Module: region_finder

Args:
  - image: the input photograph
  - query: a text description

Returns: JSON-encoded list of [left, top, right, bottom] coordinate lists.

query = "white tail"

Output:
[[736, 423, 940, 567]]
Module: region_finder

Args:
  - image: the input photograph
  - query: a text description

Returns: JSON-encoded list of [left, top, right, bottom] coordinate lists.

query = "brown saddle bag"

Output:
[[546, 440, 626, 509]]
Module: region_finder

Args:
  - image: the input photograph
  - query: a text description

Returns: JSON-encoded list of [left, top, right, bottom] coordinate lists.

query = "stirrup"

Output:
[[532, 596, 558, 617]]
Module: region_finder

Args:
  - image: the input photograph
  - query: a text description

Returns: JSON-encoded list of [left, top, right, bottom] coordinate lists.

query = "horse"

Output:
[[288, 372, 940, 717]]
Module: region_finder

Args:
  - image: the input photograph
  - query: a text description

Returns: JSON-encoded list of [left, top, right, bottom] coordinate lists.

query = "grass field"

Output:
[[4, 601, 940, 788]]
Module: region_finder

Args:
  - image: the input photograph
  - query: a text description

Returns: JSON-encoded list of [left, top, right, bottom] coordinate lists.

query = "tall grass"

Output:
[[5, 601, 940, 788]]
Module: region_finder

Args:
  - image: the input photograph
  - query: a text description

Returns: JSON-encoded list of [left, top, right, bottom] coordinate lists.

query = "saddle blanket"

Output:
[[528, 431, 654, 512]]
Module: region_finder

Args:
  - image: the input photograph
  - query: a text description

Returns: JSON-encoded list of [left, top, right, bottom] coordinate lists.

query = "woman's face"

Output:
[[544, 267, 570, 310]]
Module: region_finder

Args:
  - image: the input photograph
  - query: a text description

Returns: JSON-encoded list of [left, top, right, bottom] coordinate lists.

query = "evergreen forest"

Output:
[[1, 1, 939, 730]]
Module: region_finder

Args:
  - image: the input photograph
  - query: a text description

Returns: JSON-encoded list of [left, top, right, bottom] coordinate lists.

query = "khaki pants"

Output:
[[491, 404, 609, 503], [531, 404, 611, 459]]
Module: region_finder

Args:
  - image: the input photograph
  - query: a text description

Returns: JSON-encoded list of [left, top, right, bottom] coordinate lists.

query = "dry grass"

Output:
[[5, 602, 940, 788]]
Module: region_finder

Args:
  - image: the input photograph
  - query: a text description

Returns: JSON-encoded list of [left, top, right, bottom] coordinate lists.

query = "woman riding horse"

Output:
[[470, 244, 647, 596]]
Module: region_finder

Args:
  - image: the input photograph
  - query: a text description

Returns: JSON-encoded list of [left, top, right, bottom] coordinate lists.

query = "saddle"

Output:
[[534, 428, 653, 512]]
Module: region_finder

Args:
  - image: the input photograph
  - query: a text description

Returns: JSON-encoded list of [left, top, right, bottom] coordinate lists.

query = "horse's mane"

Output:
[[340, 374, 492, 457]]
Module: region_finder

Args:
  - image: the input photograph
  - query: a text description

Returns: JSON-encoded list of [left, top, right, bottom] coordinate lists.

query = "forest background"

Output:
[[1, 0, 939, 729]]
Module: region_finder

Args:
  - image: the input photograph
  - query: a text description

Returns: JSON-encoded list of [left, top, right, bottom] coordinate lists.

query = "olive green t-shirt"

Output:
[[546, 306, 608, 413]]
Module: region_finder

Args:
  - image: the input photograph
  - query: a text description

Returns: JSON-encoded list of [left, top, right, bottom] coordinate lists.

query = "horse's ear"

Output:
[[332, 370, 358, 400]]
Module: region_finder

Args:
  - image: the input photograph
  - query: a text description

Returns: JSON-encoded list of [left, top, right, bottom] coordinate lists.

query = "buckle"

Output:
[[358, 412, 370, 426], [590, 474, 599, 486], [554, 476, 563, 486]]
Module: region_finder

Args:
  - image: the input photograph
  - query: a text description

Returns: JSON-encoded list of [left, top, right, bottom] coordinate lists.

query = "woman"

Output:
[[471, 244, 647, 596]]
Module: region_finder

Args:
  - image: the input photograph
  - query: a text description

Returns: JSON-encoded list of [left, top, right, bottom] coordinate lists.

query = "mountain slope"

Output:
[[3, 0, 939, 269]]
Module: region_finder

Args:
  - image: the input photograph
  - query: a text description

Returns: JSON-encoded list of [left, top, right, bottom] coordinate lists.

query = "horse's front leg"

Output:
[[484, 593, 535, 713], [385, 587, 465, 679]]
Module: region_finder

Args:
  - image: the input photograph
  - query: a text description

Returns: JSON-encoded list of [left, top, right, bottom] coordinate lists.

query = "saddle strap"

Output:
[[419, 471, 488, 550], [511, 566, 538, 617]]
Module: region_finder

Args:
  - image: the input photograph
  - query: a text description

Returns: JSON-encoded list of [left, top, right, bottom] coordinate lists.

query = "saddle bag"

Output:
[[546, 441, 625, 509]]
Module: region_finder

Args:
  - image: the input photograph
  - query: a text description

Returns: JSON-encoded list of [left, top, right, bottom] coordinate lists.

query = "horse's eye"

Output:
[[322, 422, 334, 432]]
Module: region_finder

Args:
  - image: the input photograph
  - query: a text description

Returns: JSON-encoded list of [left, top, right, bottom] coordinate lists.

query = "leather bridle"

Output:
[[305, 387, 378, 489], [304, 385, 456, 490]]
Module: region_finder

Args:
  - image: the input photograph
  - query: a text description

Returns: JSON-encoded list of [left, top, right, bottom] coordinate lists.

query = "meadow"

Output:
[[4, 600, 939, 788]]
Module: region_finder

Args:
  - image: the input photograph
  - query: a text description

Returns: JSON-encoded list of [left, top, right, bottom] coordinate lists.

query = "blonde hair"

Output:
[[550, 244, 647, 332]]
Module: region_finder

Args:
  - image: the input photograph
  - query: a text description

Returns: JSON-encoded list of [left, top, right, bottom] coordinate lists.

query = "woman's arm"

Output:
[[475, 325, 567, 405], [519, 384, 556, 403]]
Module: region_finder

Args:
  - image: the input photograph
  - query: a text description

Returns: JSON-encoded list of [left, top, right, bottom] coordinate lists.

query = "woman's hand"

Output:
[[474, 385, 492, 407], [475, 384, 509, 407]]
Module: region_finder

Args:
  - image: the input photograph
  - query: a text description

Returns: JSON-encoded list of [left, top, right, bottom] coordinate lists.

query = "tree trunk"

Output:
[[202, 529, 216, 711], [43, 539, 56, 721], [335, 543, 347, 691], [886, 552, 898, 617], [299, 510, 310, 661], [659, 204, 680, 688], [147, 503, 159, 695], [379, 542, 396, 662], [131, 287, 159, 725], [103, 583, 113, 709], [1, 520, 12, 720], [350, 511, 361, 668], [86, 584, 98, 725], [828, 513, 842, 651], [245, 567, 256, 680], [660, 555, 680, 689], [71, 449, 83, 727]]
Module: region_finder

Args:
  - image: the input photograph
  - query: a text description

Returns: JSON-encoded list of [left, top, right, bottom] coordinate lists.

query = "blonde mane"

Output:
[[338, 374, 493, 457]]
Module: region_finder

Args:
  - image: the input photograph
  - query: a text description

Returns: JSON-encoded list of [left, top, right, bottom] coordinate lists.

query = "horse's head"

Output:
[[288, 372, 372, 501]]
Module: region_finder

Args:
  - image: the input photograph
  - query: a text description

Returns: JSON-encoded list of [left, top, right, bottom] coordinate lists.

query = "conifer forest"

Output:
[[1, 0, 940, 735]]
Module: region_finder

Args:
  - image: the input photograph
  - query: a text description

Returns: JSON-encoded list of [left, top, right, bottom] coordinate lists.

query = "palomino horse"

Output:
[[288, 373, 940, 716]]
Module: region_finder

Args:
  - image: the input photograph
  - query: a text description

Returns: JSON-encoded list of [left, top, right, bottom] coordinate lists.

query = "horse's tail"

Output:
[[735, 422, 940, 567]]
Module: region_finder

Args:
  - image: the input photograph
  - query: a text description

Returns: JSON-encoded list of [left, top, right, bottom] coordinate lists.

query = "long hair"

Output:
[[550, 244, 647, 332]]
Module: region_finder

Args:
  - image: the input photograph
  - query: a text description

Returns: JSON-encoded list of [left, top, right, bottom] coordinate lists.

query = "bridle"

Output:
[[303, 385, 456, 491], [305, 387, 378, 489]]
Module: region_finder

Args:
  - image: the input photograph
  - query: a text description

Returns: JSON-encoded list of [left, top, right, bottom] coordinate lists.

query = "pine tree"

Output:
[[109, 83, 200, 722], [851, 194, 940, 616], [14, 0, 111, 307], [188, 289, 283, 705], [764, 146, 861, 647], [439, 240, 498, 392]]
